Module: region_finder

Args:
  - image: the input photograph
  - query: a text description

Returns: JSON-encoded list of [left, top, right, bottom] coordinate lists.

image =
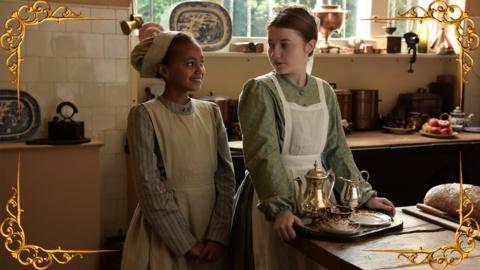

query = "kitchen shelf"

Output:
[[205, 51, 458, 59], [0, 139, 103, 150]]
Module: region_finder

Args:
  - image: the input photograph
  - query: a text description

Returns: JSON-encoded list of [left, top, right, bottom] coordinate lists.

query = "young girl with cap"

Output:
[[229, 5, 395, 270], [122, 31, 235, 270]]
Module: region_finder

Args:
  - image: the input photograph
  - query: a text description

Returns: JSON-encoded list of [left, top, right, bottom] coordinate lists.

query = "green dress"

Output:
[[228, 72, 377, 270]]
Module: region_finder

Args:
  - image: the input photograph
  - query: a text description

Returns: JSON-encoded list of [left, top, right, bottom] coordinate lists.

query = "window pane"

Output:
[[228, 0, 248, 36], [388, 0, 419, 35], [136, 0, 184, 24], [251, 0, 270, 37], [299, 0, 317, 7]]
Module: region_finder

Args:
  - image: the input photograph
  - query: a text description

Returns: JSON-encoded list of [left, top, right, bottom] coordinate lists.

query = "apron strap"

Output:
[[269, 74, 292, 153], [314, 78, 329, 155]]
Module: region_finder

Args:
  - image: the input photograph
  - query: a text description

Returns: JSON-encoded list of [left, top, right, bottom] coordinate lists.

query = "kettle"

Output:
[[295, 161, 336, 218], [339, 170, 369, 209], [440, 106, 474, 131]]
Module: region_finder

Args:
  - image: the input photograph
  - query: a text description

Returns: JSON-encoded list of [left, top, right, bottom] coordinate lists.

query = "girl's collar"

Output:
[[157, 95, 193, 114], [275, 72, 312, 90]]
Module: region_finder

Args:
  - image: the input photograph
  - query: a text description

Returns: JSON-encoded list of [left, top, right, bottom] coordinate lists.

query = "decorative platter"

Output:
[[169, 1, 232, 51], [419, 130, 458, 139], [0, 89, 40, 141], [382, 125, 416, 134]]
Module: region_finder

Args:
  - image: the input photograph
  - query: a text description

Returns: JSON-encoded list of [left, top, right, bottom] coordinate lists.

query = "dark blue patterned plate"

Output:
[[169, 1, 232, 51], [0, 89, 41, 141]]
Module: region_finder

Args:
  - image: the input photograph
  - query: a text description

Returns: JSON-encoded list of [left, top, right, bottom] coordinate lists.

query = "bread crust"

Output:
[[424, 183, 480, 221]]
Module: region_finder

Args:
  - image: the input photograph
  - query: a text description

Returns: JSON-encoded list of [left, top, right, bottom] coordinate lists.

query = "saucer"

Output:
[[351, 210, 392, 227], [316, 221, 360, 235]]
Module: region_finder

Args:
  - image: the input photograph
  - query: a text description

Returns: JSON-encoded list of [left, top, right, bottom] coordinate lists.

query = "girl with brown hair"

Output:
[[229, 5, 395, 270]]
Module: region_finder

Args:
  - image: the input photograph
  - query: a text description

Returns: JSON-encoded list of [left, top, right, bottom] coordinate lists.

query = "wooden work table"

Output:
[[345, 130, 480, 149], [290, 208, 480, 270]]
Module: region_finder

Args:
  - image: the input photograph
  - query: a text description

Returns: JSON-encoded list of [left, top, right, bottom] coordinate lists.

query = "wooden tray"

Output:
[[295, 215, 403, 242]]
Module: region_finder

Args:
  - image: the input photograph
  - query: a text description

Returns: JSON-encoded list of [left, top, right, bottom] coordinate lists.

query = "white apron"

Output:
[[122, 98, 223, 270], [252, 74, 329, 270]]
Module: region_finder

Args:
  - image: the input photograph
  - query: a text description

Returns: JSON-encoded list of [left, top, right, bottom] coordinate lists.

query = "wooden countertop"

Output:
[[228, 131, 480, 151], [346, 130, 480, 149], [0, 139, 104, 150], [289, 207, 480, 270]]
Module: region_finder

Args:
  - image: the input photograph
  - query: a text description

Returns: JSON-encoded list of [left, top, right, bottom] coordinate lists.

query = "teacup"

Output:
[[324, 206, 357, 231]]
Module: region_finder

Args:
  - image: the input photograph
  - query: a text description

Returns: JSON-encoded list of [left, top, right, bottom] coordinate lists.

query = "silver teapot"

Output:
[[440, 106, 474, 131], [295, 161, 336, 218], [339, 170, 369, 208]]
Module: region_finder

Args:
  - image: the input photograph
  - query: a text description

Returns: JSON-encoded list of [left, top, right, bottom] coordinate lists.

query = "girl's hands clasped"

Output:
[[199, 241, 225, 261], [188, 240, 225, 262], [273, 211, 304, 242]]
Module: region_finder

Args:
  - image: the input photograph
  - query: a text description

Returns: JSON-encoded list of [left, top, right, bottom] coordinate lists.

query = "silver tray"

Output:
[[296, 215, 403, 241]]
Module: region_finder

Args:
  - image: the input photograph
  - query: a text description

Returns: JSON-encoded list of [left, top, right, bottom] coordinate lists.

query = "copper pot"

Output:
[[351, 89, 379, 130], [313, 5, 348, 51], [334, 89, 352, 123], [198, 92, 231, 124]]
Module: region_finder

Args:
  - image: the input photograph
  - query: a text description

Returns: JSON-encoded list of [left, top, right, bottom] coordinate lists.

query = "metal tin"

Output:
[[351, 89, 379, 130]]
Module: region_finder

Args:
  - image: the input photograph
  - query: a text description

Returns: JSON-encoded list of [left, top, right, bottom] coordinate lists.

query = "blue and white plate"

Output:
[[169, 1, 232, 51], [0, 89, 40, 141]]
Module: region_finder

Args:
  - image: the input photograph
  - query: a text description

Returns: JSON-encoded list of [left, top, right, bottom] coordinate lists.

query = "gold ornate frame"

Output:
[[369, 0, 479, 109], [0, 1, 114, 269], [0, 0, 110, 109], [1, 0, 479, 270], [365, 1, 479, 269], [1, 155, 114, 270]]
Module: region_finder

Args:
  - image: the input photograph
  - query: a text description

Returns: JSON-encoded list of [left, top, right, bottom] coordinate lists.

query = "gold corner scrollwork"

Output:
[[367, 0, 479, 108], [367, 153, 479, 270], [0, 154, 115, 270], [364, 1, 479, 269], [0, 0, 111, 110], [1, 0, 116, 268]]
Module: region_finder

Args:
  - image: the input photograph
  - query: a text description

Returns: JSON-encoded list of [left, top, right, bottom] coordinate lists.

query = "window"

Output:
[[224, 0, 362, 38], [135, 0, 450, 40], [388, 0, 420, 35], [135, 0, 370, 38]]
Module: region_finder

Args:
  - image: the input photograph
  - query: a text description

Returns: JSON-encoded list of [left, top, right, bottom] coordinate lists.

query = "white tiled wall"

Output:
[[0, 1, 132, 241]]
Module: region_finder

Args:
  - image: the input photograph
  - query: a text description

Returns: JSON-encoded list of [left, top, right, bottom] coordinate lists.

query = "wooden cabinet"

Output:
[[0, 141, 103, 270], [231, 132, 480, 206], [351, 142, 480, 206]]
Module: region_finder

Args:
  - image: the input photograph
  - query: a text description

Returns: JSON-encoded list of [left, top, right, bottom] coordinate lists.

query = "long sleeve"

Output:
[[127, 104, 196, 256], [321, 81, 377, 205], [238, 79, 295, 221], [205, 104, 235, 245]]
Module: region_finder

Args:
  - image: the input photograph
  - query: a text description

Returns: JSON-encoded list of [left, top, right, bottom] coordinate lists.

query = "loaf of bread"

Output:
[[424, 183, 480, 221]]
